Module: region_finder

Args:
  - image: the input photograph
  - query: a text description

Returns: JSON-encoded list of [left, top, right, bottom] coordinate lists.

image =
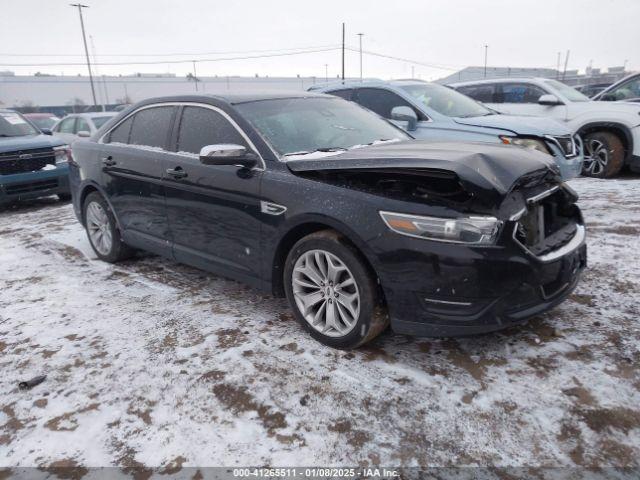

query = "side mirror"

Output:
[[41, 128, 53, 136], [538, 94, 563, 106], [77, 130, 91, 138], [199, 144, 258, 168], [390, 106, 418, 131]]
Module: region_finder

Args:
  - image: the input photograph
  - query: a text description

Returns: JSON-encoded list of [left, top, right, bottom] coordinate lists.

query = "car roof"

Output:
[[23, 112, 58, 117], [65, 112, 116, 118], [449, 77, 552, 87], [133, 91, 332, 107], [309, 79, 430, 91]]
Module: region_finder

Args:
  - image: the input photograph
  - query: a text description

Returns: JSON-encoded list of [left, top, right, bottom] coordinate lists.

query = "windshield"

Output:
[[0, 111, 39, 137], [29, 116, 59, 129], [399, 83, 492, 118], [92, 116, 113, 129], [544, 79, 590, 102], [235, 97, 410, 157]]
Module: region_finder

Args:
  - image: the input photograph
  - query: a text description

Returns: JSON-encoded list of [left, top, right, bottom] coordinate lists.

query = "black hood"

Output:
[[286, 140, 560, 196]]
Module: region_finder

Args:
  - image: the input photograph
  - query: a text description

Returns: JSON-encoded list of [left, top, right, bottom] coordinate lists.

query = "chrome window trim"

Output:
[[98, 102, 266, 171]]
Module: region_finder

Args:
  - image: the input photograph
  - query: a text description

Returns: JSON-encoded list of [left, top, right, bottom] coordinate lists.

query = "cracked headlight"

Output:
[[53, 145, 71, 164], [500, 136, 550, 154], [380, 211, 502, 245]]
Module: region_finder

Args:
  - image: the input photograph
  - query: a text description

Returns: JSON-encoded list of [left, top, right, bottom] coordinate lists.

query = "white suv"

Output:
[[450, 77, 640, 178]]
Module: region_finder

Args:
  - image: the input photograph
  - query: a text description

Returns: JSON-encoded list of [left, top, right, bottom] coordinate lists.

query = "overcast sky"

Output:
[[1, 0, 638, 80]]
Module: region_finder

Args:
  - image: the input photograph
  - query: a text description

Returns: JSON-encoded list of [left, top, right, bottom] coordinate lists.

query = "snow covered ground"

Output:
[[0, 175, 639, 471]]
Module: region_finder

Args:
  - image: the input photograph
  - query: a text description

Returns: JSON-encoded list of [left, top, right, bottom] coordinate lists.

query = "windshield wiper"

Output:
[[283, 147, 347, 157]]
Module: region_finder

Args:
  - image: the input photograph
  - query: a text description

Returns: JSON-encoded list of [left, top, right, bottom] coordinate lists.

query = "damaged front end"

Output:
[[285, 140, 586, 337]]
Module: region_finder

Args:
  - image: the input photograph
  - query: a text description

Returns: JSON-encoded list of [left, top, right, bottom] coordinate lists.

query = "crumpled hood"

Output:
[[286, 140, 560, 197], [453, 114, 571, 137], [0, 134, 66, 154]]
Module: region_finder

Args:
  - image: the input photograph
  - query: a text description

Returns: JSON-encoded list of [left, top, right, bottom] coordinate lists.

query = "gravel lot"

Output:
[[0, 176, 639, 470]]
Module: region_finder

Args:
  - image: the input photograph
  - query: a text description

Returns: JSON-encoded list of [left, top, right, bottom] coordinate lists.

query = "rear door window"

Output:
[[457, 84, 497, 103], [327, 89, 354, 101], [75, 118, 90, 133], [129, 106, 175, 149], [57, 117, 76, 133], [176, 106, 247, 154], [107, 117, 133, 144], [353, 88, 418, 119], [499, 83, 547, 103]]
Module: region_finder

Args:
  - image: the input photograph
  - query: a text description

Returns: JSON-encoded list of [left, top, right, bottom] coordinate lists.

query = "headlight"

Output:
[[53, 145, 71, 164], [500, 136, 550, 154], [380, 211, 502, 245]]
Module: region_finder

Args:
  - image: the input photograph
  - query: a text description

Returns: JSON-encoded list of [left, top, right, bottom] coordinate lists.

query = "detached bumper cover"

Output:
[[0, 164, 70, 204], [374, 223, 587, 337]]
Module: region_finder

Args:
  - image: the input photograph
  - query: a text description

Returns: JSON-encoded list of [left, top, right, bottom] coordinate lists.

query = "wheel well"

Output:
[[271, 222, 381, 300], [78, 185, 99, 225], [579, 123, 633, 161]]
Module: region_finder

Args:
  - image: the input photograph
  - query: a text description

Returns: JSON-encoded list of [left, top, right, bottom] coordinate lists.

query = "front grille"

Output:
[[5, 179, 59, 195], [513, 187, 580, 258], [0, 147, 56, 175]]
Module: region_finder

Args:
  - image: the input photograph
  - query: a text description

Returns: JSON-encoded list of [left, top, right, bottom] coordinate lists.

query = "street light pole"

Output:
[[70, 3, 97, 107], [324, 63, 328, 83], [483, 45, 488, 78], [357, 33, 364, 81], [192, 60, 198, 92]]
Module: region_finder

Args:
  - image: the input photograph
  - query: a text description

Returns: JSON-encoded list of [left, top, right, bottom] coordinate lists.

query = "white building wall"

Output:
[[0, 75, 333, 108]]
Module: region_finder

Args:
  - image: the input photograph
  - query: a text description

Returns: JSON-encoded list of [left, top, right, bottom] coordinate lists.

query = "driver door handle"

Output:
[[166, 166, 188, 179], [101, 155, 116, 166]]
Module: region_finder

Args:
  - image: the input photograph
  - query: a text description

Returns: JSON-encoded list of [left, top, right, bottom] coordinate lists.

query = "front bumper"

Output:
[[0, 163, 70, 205], [374, 221, 587, 337]]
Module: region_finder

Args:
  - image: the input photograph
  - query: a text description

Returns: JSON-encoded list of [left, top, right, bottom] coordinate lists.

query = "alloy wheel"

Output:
[[583, 138, 609, 176], [292, 249, 360, 338], [86, 201, 113, 256]]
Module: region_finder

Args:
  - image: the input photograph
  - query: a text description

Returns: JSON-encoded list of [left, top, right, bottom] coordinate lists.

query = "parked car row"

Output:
[[448, 77, 640, 178], [310, 80, 584, 181], [3, 77, 636, 348]]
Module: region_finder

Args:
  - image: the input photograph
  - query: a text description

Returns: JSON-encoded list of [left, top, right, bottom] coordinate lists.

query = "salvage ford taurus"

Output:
[[69, 92, 587, 348]]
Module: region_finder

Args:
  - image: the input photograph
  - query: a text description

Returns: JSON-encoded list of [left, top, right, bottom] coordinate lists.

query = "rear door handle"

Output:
[[166, 167, 188, 179], [101, 155, 116, 166]]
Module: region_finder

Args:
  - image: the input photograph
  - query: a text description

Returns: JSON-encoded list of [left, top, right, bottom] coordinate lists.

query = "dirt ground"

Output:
[[0, 175, 639, 470]]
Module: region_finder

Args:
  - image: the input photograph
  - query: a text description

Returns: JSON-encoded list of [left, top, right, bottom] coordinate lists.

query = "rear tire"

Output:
[[284, 230, 388, 349], [83, 192, 133, 263], [582, 131, 625, 178]]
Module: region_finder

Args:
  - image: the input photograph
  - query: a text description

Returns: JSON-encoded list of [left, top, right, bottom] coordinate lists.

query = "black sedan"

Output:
[[69, 92, 586, 348]]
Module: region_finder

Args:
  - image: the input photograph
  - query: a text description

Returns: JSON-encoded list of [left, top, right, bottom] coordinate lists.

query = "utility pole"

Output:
[[70, 4, 97, 107], [483, 45, 488, 78], [341, 23, 345, 82], [562, 50, 570, 81], [556, 52, 561, 79], [192, 60, 198, 91], [324, 64, 328, 83], [357, 33, 364, 81], [623, 59, 628, 71]]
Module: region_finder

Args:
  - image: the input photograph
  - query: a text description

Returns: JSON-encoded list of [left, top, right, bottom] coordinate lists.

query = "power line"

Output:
[[0, 47, 341, 67], [344, 47, 461, 71], [0, 44, 341, 58]]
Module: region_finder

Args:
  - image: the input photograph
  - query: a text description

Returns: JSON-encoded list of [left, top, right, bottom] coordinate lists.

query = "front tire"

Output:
[[582, 131, 625, 178], [284, 230, 388, 349], [83, 192, 133, 263]]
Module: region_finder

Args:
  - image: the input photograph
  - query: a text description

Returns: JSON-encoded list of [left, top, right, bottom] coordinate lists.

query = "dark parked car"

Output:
[[69, 93, 586, 348], [0, 109, 71, 206]]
